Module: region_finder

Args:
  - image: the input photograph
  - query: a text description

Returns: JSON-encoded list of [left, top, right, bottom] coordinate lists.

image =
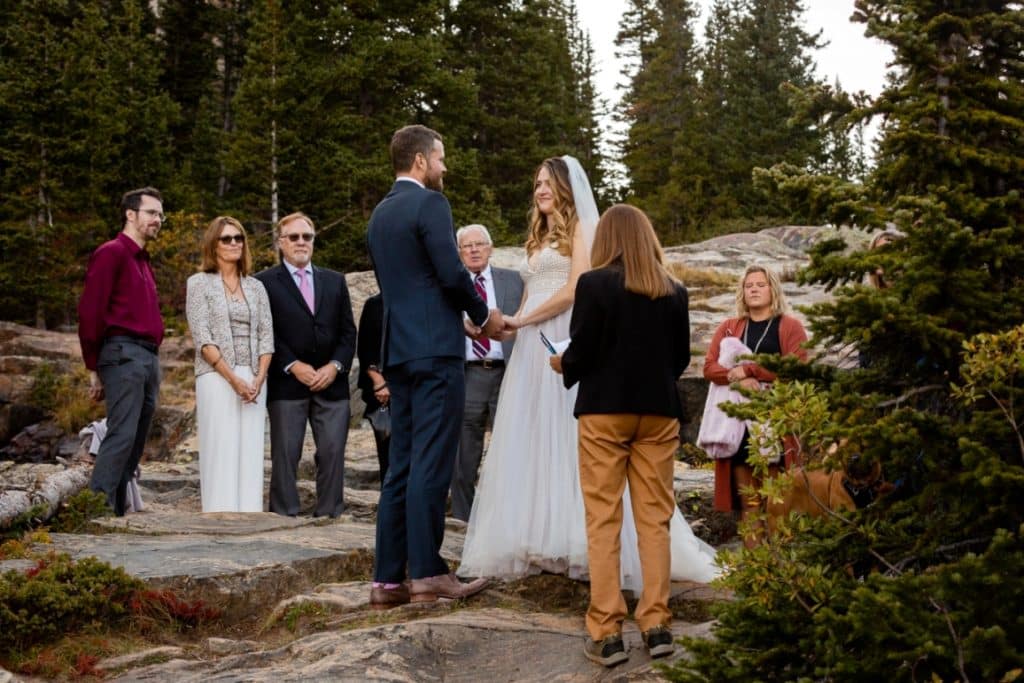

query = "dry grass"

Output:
[[667, 262, 738, 292]]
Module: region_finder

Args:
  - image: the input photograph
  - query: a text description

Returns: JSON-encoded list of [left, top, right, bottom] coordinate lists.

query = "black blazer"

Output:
[[366, 181, 488, 367], [256, 263, 357, 402], [561, 265, 690, 418], [357, 293, 385, 413]]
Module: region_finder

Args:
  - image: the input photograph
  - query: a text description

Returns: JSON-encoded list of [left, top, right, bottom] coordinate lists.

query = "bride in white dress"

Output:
[[458, 156, 719, 589]]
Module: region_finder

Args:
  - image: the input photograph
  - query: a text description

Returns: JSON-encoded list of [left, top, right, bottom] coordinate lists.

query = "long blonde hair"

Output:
[[591, 204, 675, 299], [734, 265, 790, 318], [525, 157, 577, 258]]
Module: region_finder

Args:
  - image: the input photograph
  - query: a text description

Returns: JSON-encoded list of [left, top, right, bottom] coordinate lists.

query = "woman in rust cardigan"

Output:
[[703, 264, 807, 546]]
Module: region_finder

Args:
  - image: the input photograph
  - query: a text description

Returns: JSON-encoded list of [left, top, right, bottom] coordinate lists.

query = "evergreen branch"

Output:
[[891, 538, 990, 574], [984, 388, 1024, 464], [877, 385, 944, 409], [929, 597, 970, 683]]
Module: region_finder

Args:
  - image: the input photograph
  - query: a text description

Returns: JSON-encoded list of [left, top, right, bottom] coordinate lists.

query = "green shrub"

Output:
[[0, 553, 144, 655], [47, 489, 112, 534]]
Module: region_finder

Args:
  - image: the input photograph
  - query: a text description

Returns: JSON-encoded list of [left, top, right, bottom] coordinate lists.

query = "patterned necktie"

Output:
[[297, 268, 314, 313], [472, 274, 491, 358]]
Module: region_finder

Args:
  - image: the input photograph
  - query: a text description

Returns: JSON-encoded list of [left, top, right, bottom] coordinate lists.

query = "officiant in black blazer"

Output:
[[551, 204, 690, 664], [256, 211, 357, 518]]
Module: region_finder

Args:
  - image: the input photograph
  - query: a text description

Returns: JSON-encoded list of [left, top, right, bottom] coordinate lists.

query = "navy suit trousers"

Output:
[[374, 356, 464, 581]]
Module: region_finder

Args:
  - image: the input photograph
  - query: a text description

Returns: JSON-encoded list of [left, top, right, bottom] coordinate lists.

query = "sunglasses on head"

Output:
[[218, 234, 245, 245], [282, 232, 315, 243]]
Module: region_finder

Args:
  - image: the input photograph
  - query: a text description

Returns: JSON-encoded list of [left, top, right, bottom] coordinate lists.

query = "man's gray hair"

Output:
[[456, 224, 493, 246]]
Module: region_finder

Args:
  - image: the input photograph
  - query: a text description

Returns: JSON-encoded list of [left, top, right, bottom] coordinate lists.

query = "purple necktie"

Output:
[[297, 268, 314, 313], [473, 274, 491, 358]]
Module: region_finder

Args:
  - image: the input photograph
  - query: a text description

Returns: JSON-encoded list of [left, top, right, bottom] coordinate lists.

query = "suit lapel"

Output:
[[493, 268, 511, 313], [277, 264, 313, 317]]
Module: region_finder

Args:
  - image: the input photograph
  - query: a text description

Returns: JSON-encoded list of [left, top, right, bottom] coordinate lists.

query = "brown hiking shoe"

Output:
[[641, 625, 675, 658], [584, 633, 628, 667]]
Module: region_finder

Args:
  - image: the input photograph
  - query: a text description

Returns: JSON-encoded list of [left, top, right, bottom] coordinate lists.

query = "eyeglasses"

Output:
[[282, 232, 315, 243], [460, 241, 489, 250], [218, 234, 245, 245], [137, 208, 165, 221]]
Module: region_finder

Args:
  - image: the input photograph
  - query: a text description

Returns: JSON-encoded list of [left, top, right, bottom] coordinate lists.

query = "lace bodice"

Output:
[[520, 246, 571, 297]]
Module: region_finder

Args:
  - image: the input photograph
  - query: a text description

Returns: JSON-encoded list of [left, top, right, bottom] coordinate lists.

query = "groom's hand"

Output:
[[549, 354, 563, 374], [464, 317, 482, 339], [481, 308, 504, 339]]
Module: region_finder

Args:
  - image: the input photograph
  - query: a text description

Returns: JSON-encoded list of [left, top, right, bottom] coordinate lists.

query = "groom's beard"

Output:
[[425, 169, 444, 192]]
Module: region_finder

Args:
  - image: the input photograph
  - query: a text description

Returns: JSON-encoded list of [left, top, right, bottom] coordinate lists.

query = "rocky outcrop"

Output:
[[1, 224, 852, 679]]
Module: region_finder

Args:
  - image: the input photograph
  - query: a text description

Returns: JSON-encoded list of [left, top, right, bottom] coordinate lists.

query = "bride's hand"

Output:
[[504, 315, 523, 331]]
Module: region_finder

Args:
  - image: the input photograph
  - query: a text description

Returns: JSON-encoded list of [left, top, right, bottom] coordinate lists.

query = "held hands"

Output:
[[481, 308, 505, 340], [230, 374, 259, 403]]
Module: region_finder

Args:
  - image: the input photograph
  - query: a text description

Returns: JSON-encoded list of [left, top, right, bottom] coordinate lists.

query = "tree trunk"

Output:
[[0, 466, 91, 529]]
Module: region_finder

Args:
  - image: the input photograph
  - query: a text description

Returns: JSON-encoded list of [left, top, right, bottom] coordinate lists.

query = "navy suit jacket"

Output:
[[255, 263, 357, 402], [367, 181, 488, 367]]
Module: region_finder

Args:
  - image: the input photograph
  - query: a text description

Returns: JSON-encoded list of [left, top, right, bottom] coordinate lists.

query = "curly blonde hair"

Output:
[[525, 157, 577, 258]]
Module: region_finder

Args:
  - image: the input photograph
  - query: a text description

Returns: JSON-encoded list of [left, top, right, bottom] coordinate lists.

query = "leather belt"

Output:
[[105, 335, 158, 354], [465, 359, 505, 369]]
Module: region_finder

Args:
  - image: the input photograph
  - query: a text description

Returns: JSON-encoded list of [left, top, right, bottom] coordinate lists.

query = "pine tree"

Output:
[[444, 0, 605, 244], [0, 0, 176, 327], [670, 3, 1024, 680], [714, 0, 825, 220], [616, 0, 703, 242]]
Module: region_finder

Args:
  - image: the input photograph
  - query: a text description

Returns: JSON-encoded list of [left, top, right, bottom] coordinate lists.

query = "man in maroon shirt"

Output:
[[78, 187, 165, 515]]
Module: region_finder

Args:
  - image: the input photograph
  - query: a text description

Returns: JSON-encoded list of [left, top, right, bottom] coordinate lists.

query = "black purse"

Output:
[[367, 405, 391, 439]]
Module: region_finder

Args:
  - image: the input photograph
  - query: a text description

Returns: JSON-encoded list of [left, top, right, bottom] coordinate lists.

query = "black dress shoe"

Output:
[[642, 625, 675, 658], [584, 633, 628, 667]]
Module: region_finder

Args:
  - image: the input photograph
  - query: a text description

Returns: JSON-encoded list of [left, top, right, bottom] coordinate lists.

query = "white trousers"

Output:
[[196, 366, 266, 512]]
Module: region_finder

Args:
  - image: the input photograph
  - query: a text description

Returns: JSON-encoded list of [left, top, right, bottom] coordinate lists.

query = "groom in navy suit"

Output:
[[367, 125, 504, 607]]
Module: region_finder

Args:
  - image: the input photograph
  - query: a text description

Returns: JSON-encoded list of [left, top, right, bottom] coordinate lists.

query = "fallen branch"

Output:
[[0, 465, 91, 529]]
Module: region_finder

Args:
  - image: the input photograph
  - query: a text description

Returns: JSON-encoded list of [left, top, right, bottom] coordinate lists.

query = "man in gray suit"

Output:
[[450, 224, 524, 522]]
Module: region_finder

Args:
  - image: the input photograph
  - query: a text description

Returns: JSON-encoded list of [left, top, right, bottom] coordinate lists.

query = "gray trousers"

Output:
[[267, 395, 350, 517], [450, 365, 504, 521], [90, 339, 161, 516]]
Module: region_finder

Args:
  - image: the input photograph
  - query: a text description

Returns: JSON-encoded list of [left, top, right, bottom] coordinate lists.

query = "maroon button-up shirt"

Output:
[[78, 232, 164, 370]]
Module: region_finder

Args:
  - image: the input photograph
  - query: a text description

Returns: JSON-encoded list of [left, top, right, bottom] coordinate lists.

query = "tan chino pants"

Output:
[[578, 413, 678, 640]]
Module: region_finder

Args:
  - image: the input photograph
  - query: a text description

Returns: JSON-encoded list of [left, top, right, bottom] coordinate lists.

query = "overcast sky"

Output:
[[577, 1, 894, 157]]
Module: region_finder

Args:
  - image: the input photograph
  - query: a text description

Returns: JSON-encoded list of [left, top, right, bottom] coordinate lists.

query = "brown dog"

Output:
[[765, 468, 855, 535], [763, 458, 893, 535]]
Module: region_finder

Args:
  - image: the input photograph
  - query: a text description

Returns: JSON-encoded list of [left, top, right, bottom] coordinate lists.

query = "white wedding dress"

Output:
[[458, 247, 720, 590]]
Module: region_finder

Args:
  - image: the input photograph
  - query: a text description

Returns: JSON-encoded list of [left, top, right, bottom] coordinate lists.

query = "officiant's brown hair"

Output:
[[590, 204, 675, 299]]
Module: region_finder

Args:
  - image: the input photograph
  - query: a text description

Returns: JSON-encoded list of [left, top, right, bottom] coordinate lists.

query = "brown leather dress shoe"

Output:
[[409, 572, 489, 603], [369, 583, 410, 609]]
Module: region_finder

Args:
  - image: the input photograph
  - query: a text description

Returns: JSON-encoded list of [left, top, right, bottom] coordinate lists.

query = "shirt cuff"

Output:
[[284, 361, 296, 375], [331, 360, 343, 373]]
